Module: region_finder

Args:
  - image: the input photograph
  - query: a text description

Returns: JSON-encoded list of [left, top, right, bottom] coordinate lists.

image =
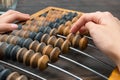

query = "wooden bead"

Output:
[[16, 75, 28, 80], [63, 27, 70, 36], [65, 21, 72, 27], [23, 50, 34, 66], [57, 24, 65, 35], [6, 72, 20, 80], [47, 36, 57, 46], [41, 34, 50, 44], [17, 48, 28, 63], [36, 42, 46, 52], [37, 55, 49, 71], [0, 69, 12, 80], [72, 34, 81, 47], [54, 38, 64, 48], [0, 35, 8, 42], [6, 35, 14, 43], [50, 47, 61, 63], [42, 45, 53, 56], [10, 36, 20, 45], [23, 31, 30, 38], [72, 17, 78, 23], [61, 40, 71, 53], [0, 42, 8, 59], [49, 28, 57, 36], [66, 33, 75, 42], [79, 36, 88, 50], [29, 40, 39, 51], [30, 53, 42, 68]]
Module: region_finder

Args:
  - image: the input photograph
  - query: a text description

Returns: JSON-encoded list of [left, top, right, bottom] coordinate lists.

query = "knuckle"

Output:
[[104, 11, 112, 16]]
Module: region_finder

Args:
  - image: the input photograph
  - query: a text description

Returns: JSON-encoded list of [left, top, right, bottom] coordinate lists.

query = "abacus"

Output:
[[0, 7, 119, 80]]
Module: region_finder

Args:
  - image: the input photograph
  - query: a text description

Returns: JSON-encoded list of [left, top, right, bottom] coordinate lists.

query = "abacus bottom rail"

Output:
[[0, 60, 46, 80], [48, 63, 83, 80], [59, 55, 108, 80]]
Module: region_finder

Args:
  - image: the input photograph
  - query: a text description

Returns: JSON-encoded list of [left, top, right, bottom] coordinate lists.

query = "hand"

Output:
[[0, 10, 30, 33], [71, 11, 120, 71]]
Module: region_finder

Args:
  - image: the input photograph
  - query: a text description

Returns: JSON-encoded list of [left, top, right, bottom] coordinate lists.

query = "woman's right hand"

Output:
[[71, 11, 120, 71]]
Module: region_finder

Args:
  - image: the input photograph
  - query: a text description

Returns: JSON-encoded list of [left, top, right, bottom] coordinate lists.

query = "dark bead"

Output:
[[5, 44, 14, 59], [72, 12, 78, 17], [55, 19, 60, 23], [53, 23, 60, 28], [48, 22, 54, 28], [17, 24, 22, 30], [0, 65, 5, 72], [29, 32, 37, 40], [43, 27, 51, 34], [59, 19, 66, 24], [22, 38, 33, 49], [38, 27, 45, 33], [10, 45, 21, 61], [16, 38, 25, 47], [34, 32, 44, 41], [0, 69, 11, 80]]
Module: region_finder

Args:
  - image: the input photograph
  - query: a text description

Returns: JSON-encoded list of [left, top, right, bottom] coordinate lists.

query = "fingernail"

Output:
[[25, 14, 30, 18], [11, 24, 18, 29]]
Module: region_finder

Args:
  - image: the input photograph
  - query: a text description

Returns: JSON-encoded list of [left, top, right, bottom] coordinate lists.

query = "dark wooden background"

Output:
[[5, 0, 119, 80]]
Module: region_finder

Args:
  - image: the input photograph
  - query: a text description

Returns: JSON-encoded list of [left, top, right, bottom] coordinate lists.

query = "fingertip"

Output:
[[11, 24, 18, 30]]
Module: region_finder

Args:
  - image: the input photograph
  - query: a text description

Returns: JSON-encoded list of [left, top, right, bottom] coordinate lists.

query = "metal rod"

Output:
[[69, 47, 114, 68], [0, 60, 46, 80], [57, 34, 114, 68], [59, 55, 108, 80], [48, 63, 83, 80]]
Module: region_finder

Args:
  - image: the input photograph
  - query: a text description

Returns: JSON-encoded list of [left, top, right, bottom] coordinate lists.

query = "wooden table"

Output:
[[5, 0, 119, 80]]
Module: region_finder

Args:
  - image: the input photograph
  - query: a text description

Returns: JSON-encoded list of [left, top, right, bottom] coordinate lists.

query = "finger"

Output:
[[71, 12, 102, 33], [0, 10, 18, 17], [85, 21, 100, 35], [1, 12, 30, 23], [0, 23, 18, 32]]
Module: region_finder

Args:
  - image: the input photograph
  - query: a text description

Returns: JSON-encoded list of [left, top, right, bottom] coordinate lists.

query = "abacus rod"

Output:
[[85, 35, 92, 40], [0, 60, 46, 80], [69, 47, 114, 68], [48, 63, 83, 80], [57, 34, 114, 68], [59, 55, 108, 80], [56, 34, 96, 49]]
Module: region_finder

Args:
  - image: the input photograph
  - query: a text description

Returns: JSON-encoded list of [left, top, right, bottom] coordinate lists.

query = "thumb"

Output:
[[0, 23, 18, 32]]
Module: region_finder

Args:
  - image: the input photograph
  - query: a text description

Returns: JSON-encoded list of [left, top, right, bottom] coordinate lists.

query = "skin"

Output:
[[71, 11, 120, 71], [0, 10, 30, 33]]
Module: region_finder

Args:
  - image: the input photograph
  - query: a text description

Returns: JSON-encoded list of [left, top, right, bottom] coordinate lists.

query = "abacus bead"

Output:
[[30, 53, 42, 68], [23, 50, 34, 66], [16, 38, 26, 47], [6, 72, 20, 80], [79, 36, 88, 50], [29, 32, 37, 39], [36, 42, 46, 52], [50, 47, 61, 63], [0, 42, 8, 59], [17, 48, 28, 63], [0, 69, 12, 80], [17, 24, 22, 30], [47, 36, 57, 46], [0, 65, 5, 72], [42, 45, 53, 56], [10, 45, 21, 61], [67, 33, 75, 42], [38, 27, 45, 33], [72, 35, 81, 47], [16, 75, 28, 80], [54, 38, 64, 48], [63, 27, 70, 36], [72, 17, 78, 23], [38, 55, 49, 71], [49, 28, 57, 36], [6, 35, 14, 43], [61, 40, 71, 53], [29, 40, 39, 51], [0, 35, 8, 42], [10, 36, 20, 45], [43, 27, 51, 34], [41, 34, 50, 44], [5, 44, 14, 59], [34, 32, 43, 41], [23, 31, 30, 38], [22, 38, 33, 49], [65, 21, 72, 27], [57, 24, 65, 35]]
